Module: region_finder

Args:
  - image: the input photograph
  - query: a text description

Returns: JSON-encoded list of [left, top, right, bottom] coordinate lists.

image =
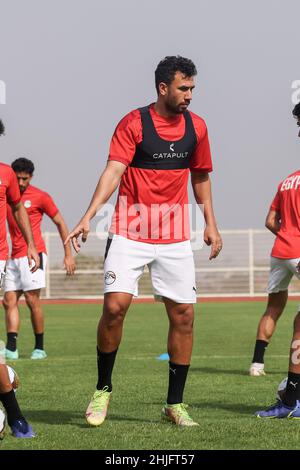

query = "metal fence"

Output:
[[30, 230, 300, 299]]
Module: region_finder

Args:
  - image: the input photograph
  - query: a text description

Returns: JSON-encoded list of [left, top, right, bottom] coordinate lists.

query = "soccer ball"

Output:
[[7, 365, 19, 391], [276, 377, 287, 400], [0, 409, 5, 440]]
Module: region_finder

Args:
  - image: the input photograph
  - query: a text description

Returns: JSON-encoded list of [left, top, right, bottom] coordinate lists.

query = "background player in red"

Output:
[[255, 102, 300, 417], [0, 119, 39, 438], [250, 102, 300, 377], [3, 158, 76, 360], [67, 56, 222, 427]]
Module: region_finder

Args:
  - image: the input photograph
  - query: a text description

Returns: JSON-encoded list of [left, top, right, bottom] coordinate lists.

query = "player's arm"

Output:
[[191, 171, 222, 260], [10, 201, 40, 272], [265, 209, 281, 235], [65, 160, 127, 252], [51, 212, 76, 275]]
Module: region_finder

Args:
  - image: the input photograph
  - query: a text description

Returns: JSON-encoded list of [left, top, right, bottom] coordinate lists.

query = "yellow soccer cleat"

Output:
[[85, 387, 112, 426], [161, 403, 199, 427]]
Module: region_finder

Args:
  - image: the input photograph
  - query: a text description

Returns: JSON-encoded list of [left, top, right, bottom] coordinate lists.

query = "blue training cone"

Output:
[[156, 353, 170, 361]]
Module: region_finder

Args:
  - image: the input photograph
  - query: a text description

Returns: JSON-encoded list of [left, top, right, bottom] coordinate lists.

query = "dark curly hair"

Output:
[[0, 119, 5, 137], [11, 157, 35, 175], [155, 56, 197, 94], [293, 102, 300, 118]]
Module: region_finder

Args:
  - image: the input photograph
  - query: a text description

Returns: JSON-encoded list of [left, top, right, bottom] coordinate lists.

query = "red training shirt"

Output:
[[0, 163, 21, 260], [271, 170, 300, 258], [108, 104, 213, 243], [7, 185, 59, 258]]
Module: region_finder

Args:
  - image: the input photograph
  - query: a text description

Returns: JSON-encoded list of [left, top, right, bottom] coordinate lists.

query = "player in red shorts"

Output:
[[67, 56, 222, 427], [0, 119, 39, 438], [3, 157, 76, 360]]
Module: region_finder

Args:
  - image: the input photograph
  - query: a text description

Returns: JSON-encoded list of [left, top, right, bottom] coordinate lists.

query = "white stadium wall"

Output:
[[9, 230, 299, 299]]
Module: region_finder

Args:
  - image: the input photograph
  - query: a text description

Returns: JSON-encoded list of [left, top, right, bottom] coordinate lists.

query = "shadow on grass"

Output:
[[109, 415, 156, 424], [25, 409, 157, 427], [191, 401, 260, 415], [75, 420, 158, 429], [24, 409, 81, 425], [75, 415, 157, 427], [143, 401, 259, 416]]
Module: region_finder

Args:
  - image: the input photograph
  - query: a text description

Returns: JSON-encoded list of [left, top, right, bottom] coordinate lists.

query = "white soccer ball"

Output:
[[7, 365, 19, 391], [277, 377, 287, 400], [0, 409, 6, 439]]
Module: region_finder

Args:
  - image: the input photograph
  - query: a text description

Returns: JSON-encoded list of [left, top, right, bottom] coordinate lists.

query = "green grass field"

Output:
[[1, 300, 300, 450]]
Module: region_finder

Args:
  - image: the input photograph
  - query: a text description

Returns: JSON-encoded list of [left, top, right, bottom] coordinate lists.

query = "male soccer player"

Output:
[[67, 56, 222, 426], [0, 119, 38, 437], [3, 158, 76, 360], [255, 102, 300, 416], [250, 102, 300, 377]]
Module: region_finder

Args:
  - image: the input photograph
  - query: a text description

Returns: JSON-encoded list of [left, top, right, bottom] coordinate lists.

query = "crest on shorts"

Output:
[[104, 271, 116, 285], [24, 200, 32, 208]]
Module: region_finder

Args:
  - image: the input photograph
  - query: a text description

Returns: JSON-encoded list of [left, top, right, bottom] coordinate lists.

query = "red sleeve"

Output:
[[270, 191, 280, 212], [189, 114, 213, 173], [108, 110, 141, 167], [7, 169, 21, 206], [41, 192, 59, 218]]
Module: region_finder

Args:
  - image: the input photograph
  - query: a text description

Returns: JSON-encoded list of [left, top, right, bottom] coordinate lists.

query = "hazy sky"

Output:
[[0, 0, 299, 231]]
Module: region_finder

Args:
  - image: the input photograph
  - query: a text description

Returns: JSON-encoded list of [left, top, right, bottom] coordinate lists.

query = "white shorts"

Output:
[[103, 234, 197, 304], [0, 260, 6, 288], [267, 256, 300, 293], [3, 253, 47, 292]]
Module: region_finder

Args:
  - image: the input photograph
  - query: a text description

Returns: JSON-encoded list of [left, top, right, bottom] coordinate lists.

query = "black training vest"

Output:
[[130, 105, 197, 170]]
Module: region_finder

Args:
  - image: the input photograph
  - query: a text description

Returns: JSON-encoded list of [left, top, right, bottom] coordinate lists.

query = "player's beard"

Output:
[[165, 99, 188, 115]]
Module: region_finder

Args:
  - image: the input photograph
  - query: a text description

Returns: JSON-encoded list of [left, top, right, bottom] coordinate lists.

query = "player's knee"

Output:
[[2, 295, 16, 310], [103, 301, 127, 325], [265, 292, 287, 317], [171, 305, 194, 332], [24, 293, 39, 309], [0, 365, 12, 393], [25, 297, 34, 309]]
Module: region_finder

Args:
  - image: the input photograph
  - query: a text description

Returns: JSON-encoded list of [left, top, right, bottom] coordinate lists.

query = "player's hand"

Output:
[[204, 226, 223, 260], [64, 255, 76, 275], [64, 218, 90, 253], [27, 244, 40, 272]]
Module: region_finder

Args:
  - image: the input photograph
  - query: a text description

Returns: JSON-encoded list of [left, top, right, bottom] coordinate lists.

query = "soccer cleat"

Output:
[[255, 399, 300, 419], [0, 409, 6, 440], [85, 387, 112, 426], [249, 363, 266, 376], [5, 349, 19, 360], [10, 419, 35, 438], [30, 349, 47, 360], [161, 403, 199, 426]]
